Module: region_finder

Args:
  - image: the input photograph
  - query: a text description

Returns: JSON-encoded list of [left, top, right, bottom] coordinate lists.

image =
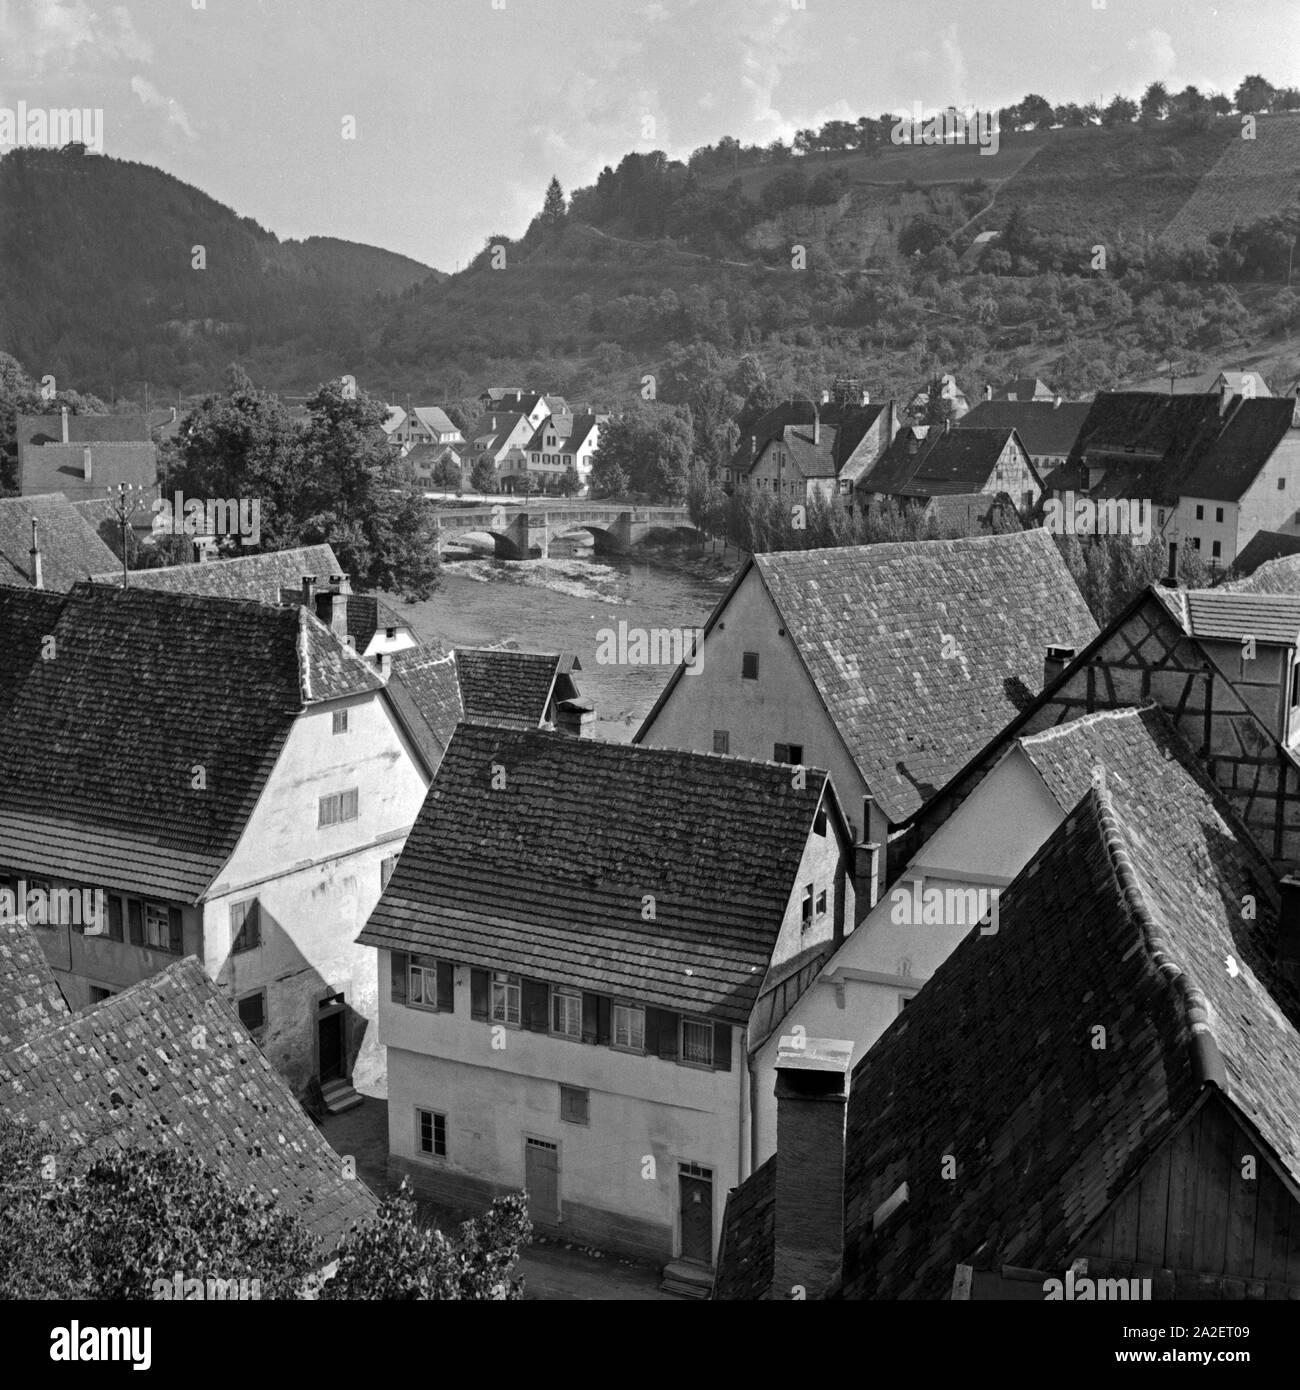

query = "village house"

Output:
[[985, 375, 1056, 401], [1231, 530, 1300, 578], [0, 493, 120, 590], [386, 644, 589, 771], [512, 411, 604, 494], [0, 582, 430, 1103], [713, 743, 1300, 1298], [635, 530, 1098, 912], [0, 919, 378, 1252], [957, 397, 1093, 486], [357, 724, 855, 1289], [871, 424, 1043, 512], [17, 409, 158, 514]]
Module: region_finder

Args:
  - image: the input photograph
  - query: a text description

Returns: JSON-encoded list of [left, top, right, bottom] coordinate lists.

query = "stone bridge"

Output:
[[431, 505, 699, 559]]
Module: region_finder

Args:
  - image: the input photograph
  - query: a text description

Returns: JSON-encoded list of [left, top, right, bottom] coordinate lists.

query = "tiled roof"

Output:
[[958, 400, 1091, 459], [16, 413, 151, 447], [1224, 552, 1300, 595], [358, 724, 835, 1024], [751, 425, 840, 481], [991, 377, 1053, 401], [455, 648, 567, 726], [0, 918, 70, 1052], [19, 441, 158, 504], [1230, 531, 1300, 580], [387, 643, 461, 767], [1178, 398, 1295, 501], [840, 751, 1300, 1299], [411, 406, 461, 436], [750, 531, 1099, 822], [1155, 587, 1300, 644], [712, 1155, 775, 1300], [93, 544, 344, 603], [0, 493, 120, 590], [855, 426, 930, 495], [0, 586, 66, 719], [1071, 392, 1223, 462], [0, 584, 368, 901], [0, 957, 378, 1251], [894, 427, 1021, 497], [732, 402, 887, 478]]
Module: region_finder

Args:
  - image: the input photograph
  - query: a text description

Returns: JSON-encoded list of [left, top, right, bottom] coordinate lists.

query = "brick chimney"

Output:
[[373, 651, 392, 677], [82, 446, 92, 481], [853, 841, 880, 911], [316, 577, 351, 643], [555, 695, 597, 737], [772, 1037, 854, 1299], [29, 518, 43, 590], [1164, 542, 1179, 587], [1279, 875, 1300, 982], [1043, 644, 1076, 687], [301, 575, 317, 608], [61, 407, 69, 444]]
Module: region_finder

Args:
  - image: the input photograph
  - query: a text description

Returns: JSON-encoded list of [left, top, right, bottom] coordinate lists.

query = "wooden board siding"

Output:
[[1077, 1096, 1300, 1283]]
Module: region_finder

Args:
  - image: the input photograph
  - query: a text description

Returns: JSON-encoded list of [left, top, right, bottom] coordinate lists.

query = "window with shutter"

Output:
[[231, 897, 261, 953], [127, 899, 143, 946], [390, 951, 409, 1004], [237, 990, 266, 1034], [552, 989, 581, 1038], [681, 1018, 713, 1067], [559, 1085, 589, 1125], [613, 1003, 646, 1052], [470, 968, 489, 1020], [491, 971, 521, 1025]]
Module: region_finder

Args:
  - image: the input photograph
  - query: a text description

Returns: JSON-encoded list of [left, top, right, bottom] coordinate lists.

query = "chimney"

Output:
[[985, 384, 993, 401], [813, 406, 820, 447], [772, 1037, 854, 1299], [555, 695, 597, 737], [82, 446, 92, 481], [317, 577, 350, 643], [1044, 644, 1075, 687], [853, 841, 880, 910], [1164, 542, 1179, 587], [301, 575, 317, 609], [1279, 876, 1300, 981], [821, 389, 831, 405], [1054, 394, 1063, 408], [374, 651, 392, 677], [61, 407, 69, 444], [29, 518, 43, 590], [860, 389, 870, 407]]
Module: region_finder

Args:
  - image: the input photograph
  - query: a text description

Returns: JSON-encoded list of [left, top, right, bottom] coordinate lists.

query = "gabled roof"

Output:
[[0, 493, 120, 590], [1224, 551, 1300, 595], [894, 427, 1024, 497], [93, 544, 344, 604], [0, 586, 66, 719], [744, 531, 1098, 823], [382, 405, 406, 434], [1178, 397, 1296, 501], [958, 400, 1092, 459], [411, 406, 462, 437], [0, 918, 70, 1052], [19, 441, 158, 504], [751, 424, 840, 480], [1230, 531, 1300, 580], [1069, 391, 1223, 463], [0, 584, 377, 901], [455, 648, 573, 726], [713, 1155, 776, 1301], [839, 760, 1300, 1299], [732, 402, 887, 478], [386, 643, 460, 767], [358, 724, 837, 1024], [854, 425, 930, 495], [16, 413, 151, 447], [990, 376, 1053, 401], [0, 956, 378, 1251]]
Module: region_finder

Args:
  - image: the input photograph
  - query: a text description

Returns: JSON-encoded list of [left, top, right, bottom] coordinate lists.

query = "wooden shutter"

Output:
[[648, 1007, 677, 1060], [167, 906, 184, 954], [522, 979, 548, 1032], [582, 993, 599, 1044], [107, 895, 124, 943], [127, 899, 143, 946], [436, 960, 455, 1011], [713, 1022, 732, 1071], [470, 968, 489, 1019], [596, 996, 611, 1046], [390, 951, 408, 1004]]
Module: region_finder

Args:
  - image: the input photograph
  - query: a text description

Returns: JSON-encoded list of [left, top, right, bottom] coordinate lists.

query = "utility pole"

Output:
[[106, 481, 149, 586]]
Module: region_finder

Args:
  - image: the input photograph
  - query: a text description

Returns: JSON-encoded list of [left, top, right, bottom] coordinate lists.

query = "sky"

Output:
[[0, 0, 1297, 273]]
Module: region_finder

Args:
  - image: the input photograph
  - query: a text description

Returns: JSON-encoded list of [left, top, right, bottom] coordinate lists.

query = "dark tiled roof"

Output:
[[0, 584, 345, 900], [0, 957, 378, 1251], [733, 402, 887, 478], [0, 493, 121, 589], [712, 1156, 776, 1300], [958, 400, 1091, 458], [751, 531, 1099, 822], [358, 724, 833, 1024], [1230, 531, 1300, 580], [387, 643, 461, 767], [347, 594, 410, 652], [20, 441, 158, 503], [94, 544, 344, 603], [1178, 398, 1295, 502], [0, 586, 66, 719], [894, 427, 1021, 497], [1072, 392, 1223, 462], [0, 918, 70, 1051], [16, 413, 151, 447], [455, 648, 564, 726], [841, 752, 1300, 1299], [855, 426, 930, 494], [1224, 552, 1300, 595]]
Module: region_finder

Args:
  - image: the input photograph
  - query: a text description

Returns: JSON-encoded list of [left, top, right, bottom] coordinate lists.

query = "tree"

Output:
[[471, 456, 498, 495], [588, 404, 693, 501], [1102, 94, 1139, 126], [557, 463, 582, 496], [898, 214, 947, 258], [1140, 82, 1170, 121], [542, 176, 567, 231], [1235, 74, 1277, 113], [1017, 94, 1055, 130], [912, 375, 963, 429], [431, 455, 462, 490]]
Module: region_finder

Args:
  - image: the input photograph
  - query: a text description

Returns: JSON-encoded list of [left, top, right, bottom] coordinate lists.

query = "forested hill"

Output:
[[0, 146, 439, 399]]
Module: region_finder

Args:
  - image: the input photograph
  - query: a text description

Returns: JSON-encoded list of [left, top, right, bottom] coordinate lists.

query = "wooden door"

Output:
[[679, 1164, 713, 1264], [318, 1010, 344, 1083], [525, 1138, 560, 1224]]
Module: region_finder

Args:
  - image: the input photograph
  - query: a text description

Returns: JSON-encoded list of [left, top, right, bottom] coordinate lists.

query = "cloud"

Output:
[[895, 23, 969, 109], [1127, 27, 1176, 81], [0, 0, 151, 76], [130, 75, 197, 139]]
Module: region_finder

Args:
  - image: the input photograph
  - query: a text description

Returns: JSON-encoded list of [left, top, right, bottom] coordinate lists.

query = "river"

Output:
[[397, 550, 737, 741]]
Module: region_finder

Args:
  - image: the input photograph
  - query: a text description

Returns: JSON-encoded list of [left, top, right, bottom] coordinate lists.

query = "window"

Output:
[[1212, 540, 1222, 559], [319, 788, 359, 827], [237, 990, 266, 1034], [380, 854, 398, 890], [1195, 504, 1204, 520], [89, 986, 114, 1004], [560, 1084, 589, 1125], [230, 897, 261, 953], [774, 742, 803, 765], [712, 730, 729, 754], [741, 651, 759, 680], [418, 1108, 447, 1158], [408, 955, 450, 1010], [385, 627, 397, 640], [1215, 507, 1224, 523], [1192, 537, 1202, 550], [332, 709, 349, 735], [551, 988, 582, 1039], [613, 1002, 646, 1051], [1281, 477, 1288, 490], [814, 807, 827, 836], [801, 885, 814, 926], [491, 971, 521, 1025], [681, 1018, 714, 1067], [898, 992, 917, 1012], [144, 901, 176, 952], [816, 889, 828, 916]]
